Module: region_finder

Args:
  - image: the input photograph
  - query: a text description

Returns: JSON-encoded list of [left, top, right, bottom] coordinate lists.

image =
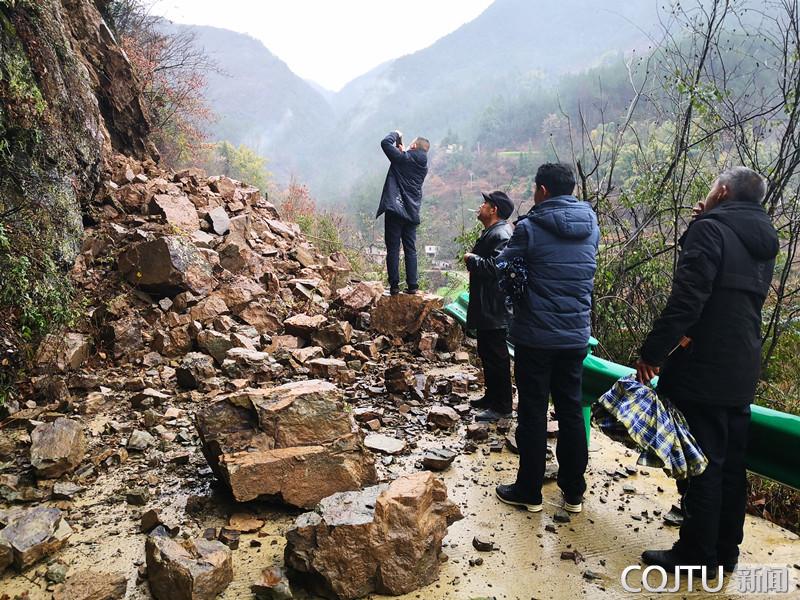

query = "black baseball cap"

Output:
[[481, 190, 514, 219]]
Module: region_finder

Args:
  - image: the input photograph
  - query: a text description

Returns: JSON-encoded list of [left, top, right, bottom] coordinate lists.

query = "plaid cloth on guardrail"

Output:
[[592, 376, 708, 480]]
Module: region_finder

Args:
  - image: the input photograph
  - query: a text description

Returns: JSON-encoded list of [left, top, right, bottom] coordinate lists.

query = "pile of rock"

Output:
[[196, 379, 377, 508]]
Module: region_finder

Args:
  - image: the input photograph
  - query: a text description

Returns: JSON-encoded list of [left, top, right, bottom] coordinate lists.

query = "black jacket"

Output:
[[466, 220, 513, 331], [375, 131, 428, 224], [641, 200, 779, 406]]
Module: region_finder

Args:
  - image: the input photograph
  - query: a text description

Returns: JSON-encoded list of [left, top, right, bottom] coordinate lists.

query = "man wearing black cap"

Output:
[[464, 191, 515, 421]]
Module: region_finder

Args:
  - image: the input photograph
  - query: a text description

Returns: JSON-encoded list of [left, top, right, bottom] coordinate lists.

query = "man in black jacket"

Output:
[[376, 130, 429, 295], [464, 191, 514, 421], [635, 167, 779, 573]]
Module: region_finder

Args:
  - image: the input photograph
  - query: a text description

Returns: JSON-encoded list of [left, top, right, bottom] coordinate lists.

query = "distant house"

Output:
[[365, 244, 387, 258], [425, 245, 438, 258]]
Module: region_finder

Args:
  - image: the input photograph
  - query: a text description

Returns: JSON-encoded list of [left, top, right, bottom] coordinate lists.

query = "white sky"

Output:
[[151, 0, 494, 91]]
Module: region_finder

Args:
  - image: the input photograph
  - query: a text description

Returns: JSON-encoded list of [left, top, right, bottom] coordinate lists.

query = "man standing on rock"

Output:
[[463, 191, 514, 422], [376, 130, 430, 295], [635, 167, 778, 574], [492, 163, 599, 514]]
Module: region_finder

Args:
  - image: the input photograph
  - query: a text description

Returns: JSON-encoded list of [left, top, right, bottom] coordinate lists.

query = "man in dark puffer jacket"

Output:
[[493, 163, 599, 514], [375, 130, 429, 295], [636, 167, 779, 573]]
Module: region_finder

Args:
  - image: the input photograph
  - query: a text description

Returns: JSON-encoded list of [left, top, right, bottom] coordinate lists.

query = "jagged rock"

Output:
[[207, 206, 230, 235], [335, 281, 384, 312], [146, 527, 233, 600], [371, 293, 443, 338], [427, 406, 460, 430], [127, 429, 156, 451], [188, 295, 229, 322], [422, 448, 456, 471], [30, 417, 86, 478], [36, 333, 91, 372], [285, 472, 463, 599], [153, 326, 194, 357], [466, 423, 490, 441], [0, 507, 73, 572], [176, 352, 216, 389], [148, 194, 199, 232], [307, 357, 347, 379], [52, 481, 84, 500], [118, 236, 216, 297], [284, 313, 327, 337], [197, 330, 234, 364], [267, 335, 303, 352], [238, 298, 282, 334], [252, 565, 293, 600], [418, 332, 439, 360], [243, 380, 353, 447], [98, 315, 145, 359], [208, 175, 237, 199], [222, 348, 282, 380], [311, 320, 352, 353], [53, 570, 128, 600], [289, 346, 324, 364], [364, 433, 406, 455], [422, 310, 464, 352], [384, 365, 415, 394], [196, 381, 376, 507]]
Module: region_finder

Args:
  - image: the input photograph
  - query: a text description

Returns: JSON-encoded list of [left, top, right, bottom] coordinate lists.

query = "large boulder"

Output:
[[146, 528, 232, 600], [30, 418, 85, 478], [196, 380, 376, 507], [0, 507, 73, 572], [284, 472, 463, 599], [422, 310, 464, 352], [118, 236, 216, 297], [370, 294, 443, 338]]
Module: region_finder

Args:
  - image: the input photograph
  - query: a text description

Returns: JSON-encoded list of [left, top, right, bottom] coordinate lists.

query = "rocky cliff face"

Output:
[[0, 0, 151, 264]]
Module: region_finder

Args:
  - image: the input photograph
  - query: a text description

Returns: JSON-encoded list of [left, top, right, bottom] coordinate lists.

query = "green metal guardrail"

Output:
[[444, 291, 800, 489]]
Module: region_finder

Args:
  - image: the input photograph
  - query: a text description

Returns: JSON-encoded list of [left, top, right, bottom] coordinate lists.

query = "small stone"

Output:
[[560, 550, 584, 564], [46, 562, 69, 583], [251, 565, 294, 599], [622, 484, 637, 494], [466, 423, 489, 441], [422, 448, 456, 471], [364, 433, 406, 455], [553, 510, 571, 523], [544, 524, 557, 533], [472, 536, 494, 552], [126, 487, 150, 506], [427, 405, 460, 430], [218, 528, 240, 550], [127, 429, 156, 451], [468, 557, 484, 567]]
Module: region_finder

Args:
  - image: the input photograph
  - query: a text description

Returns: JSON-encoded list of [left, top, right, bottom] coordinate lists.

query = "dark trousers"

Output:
[[514, 345, 587, 502], [671, 398, 750, 565], [384, 212, 418, 290], [476, 328, 512, 413]]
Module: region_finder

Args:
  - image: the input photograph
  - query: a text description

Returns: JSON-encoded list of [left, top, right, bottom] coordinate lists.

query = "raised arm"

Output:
[[381, 130, 408, 165]]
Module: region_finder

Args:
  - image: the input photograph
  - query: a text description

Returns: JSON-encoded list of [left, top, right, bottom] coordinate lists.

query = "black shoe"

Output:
[[389, 286, 400, 296], [495, 484, 542, 512], [641, 549, 719, 578], [403, 287, 419, 295], [470, 396, 492, 409], [475, 408, 512, 422]]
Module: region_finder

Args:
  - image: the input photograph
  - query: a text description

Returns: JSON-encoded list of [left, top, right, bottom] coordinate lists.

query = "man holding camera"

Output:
[[376, 130, 430, 295], [464, 191, 515, 422]]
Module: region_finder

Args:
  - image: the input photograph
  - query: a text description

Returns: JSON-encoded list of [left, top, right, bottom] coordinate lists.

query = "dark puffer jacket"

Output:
[[375, 131, 428, 224], [497, 195, 599, 349], [465, 220, 513, 331], [641, 200, 779, 406]]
